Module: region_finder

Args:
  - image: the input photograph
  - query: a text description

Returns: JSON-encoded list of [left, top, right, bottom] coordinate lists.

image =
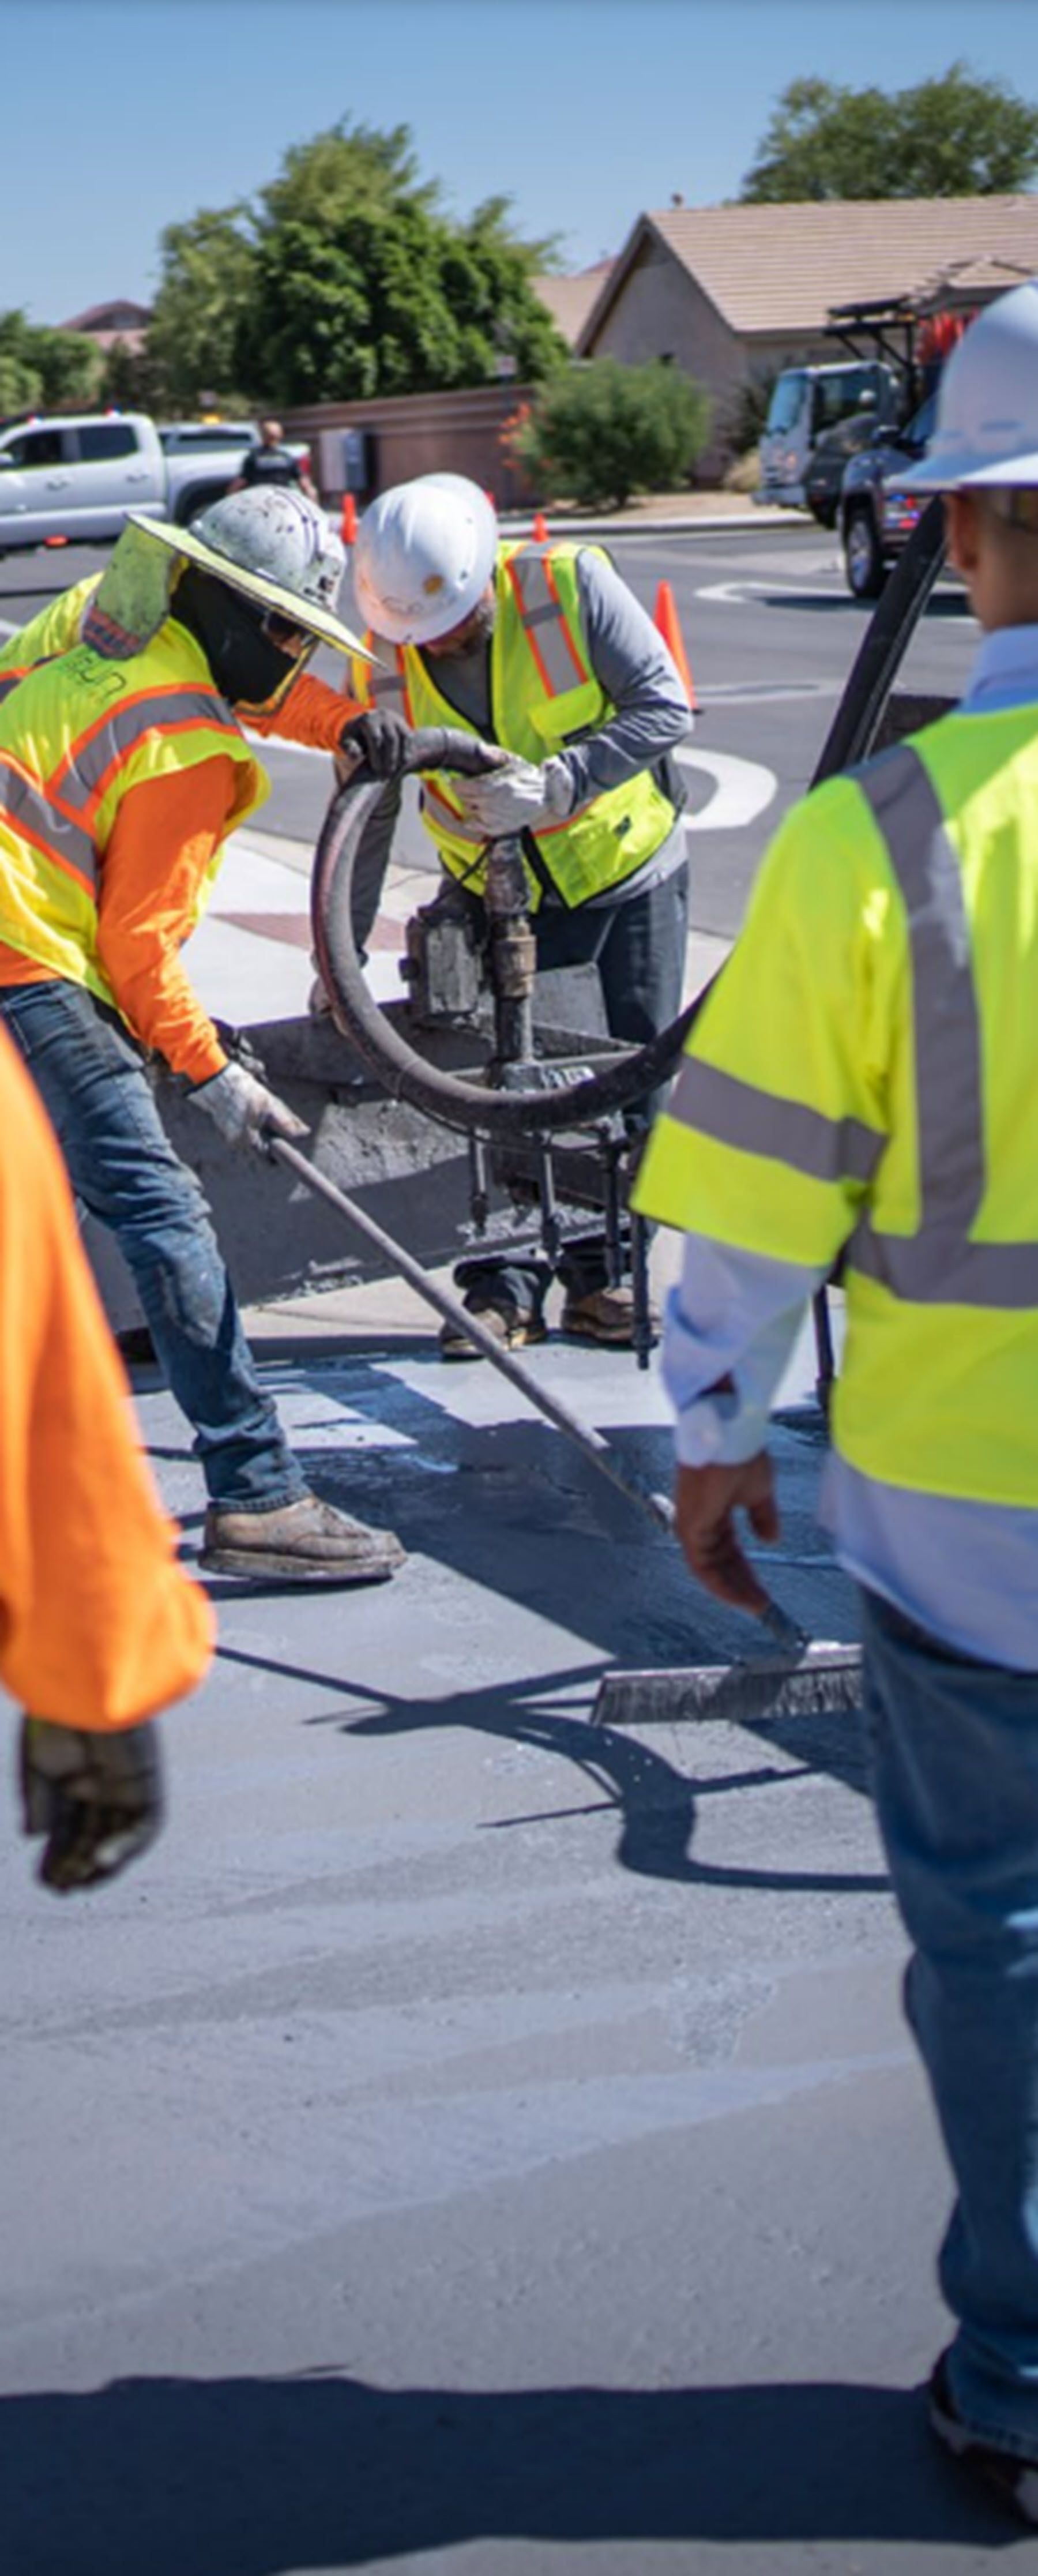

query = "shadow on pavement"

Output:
[[216, 1637, 887, 1898], [1, 2372, 1011, 2574]]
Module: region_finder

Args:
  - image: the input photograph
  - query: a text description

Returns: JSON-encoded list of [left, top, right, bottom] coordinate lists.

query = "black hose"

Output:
[[311, 728, 693, 1139], [312, 521, 947, 1141]]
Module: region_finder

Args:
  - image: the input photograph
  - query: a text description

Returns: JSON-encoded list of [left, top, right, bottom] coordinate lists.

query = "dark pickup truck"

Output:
[[837, 391, 937, 598]]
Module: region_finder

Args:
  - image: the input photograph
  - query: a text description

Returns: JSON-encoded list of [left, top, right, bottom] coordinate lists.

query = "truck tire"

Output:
[[844, 504, 885, 601], [174, 479, 234, 528]]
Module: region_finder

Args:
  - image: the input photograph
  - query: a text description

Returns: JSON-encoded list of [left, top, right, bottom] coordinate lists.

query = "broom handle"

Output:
[[267, 1137, 809, 1655]]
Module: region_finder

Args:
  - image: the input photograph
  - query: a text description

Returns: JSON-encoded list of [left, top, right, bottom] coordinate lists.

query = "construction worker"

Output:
[[634, 277, 1038, 2526], [233, 417, 318, 502], [0, 1017, 212, 1890], [347, 473, 693, 1354], [0, 487, 408, 1584]]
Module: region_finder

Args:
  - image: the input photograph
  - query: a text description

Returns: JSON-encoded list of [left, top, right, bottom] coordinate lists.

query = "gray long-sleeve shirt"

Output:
[[352, 546, 693, 932]]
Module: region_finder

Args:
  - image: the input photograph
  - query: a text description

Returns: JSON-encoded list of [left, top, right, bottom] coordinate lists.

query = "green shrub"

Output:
[[513, 358, 710, 509], [723, 446, 761, 494]]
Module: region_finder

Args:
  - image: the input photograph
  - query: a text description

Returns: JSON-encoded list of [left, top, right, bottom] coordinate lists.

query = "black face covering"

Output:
[[173, 564, 310, 710]]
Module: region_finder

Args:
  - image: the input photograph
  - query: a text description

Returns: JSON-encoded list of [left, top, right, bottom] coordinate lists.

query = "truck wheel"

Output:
[[844, 505, 885, 601], [175, 481, 231, 527]]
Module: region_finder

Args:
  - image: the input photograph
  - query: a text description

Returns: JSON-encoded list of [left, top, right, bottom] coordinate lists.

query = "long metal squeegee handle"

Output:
[[266, 1132, 809, 1647], [266, 1134, 674, 1532], [311, 746, 693, 1139]]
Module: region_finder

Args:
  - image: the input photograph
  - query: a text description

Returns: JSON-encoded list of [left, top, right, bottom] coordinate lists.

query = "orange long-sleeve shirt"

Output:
[[0, 1023, 213, 1729]]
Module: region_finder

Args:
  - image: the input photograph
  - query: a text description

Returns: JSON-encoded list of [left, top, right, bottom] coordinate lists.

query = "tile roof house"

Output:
[[531, 260, 616, 348], [58, 299, 152, 355], [571, 199, 1038, 471]]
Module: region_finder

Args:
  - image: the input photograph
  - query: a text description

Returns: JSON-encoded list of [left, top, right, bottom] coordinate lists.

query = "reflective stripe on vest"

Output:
[[52, 686, 236, 817], [848, 743, 1038, 1307], [0, 630, 264, 1005], [0, 684, 239, 893], [0, 754, 97, 887], [503, 549, 591, 698], [666, 1053, 886, 1188], [661, 737, 1038, 1310]]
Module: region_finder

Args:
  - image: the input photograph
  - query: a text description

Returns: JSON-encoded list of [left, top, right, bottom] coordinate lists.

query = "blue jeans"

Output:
[[0, 981, 304, 1511], [862, 1587, 1038, 2461]]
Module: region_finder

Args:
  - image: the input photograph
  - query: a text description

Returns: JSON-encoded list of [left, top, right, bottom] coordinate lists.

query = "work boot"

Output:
[[930, 2353, 1038, 2527], [439, 1289, 548, 1362], [560, 1285, 659, 1347], [199, 1493, 405, 1584]]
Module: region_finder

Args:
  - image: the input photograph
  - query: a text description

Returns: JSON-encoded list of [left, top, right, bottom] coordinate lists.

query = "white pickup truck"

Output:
[[0, 412, 313, 555]]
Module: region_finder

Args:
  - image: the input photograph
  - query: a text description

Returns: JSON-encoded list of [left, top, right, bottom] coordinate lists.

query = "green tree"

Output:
[[32, 328, 104, 410], [513, 358, 710, 510], [148, 205, 257, 411], [0, 310, 101, 416], [235, 122, 565, 407], [100, 337, 160, 414], [741, 63, 1038, 200], [0, 310, 42, 415]]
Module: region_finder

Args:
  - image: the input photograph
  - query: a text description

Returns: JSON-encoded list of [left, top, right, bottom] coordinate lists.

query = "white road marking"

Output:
[[676, 745, 777, 831], [695, 577, 841, 606]]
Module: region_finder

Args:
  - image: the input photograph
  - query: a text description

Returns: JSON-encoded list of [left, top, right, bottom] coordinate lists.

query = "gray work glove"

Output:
[[190, 1061, 308, 1154], [456, 753, 574, 836], [20, 1717, 164, 1894], [339, 708, 413, 779]]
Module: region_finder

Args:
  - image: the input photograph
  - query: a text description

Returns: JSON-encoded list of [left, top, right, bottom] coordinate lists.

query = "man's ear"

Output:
[[945, 490, 979, 576]]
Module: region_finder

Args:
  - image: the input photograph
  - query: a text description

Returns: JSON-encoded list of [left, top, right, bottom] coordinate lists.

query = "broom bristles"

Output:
[[592, 1646, 863, 1729]]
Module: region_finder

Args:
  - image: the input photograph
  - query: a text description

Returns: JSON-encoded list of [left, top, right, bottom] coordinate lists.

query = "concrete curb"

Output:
[[494, 509, 801, 539], [329, 506, 806, 544]]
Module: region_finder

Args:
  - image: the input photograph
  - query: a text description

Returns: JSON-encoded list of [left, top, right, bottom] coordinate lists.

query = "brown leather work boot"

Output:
[[439, 1291, 548, 1362], [560, 1285, 659, 1347], [199, 1493, 405, 1584]]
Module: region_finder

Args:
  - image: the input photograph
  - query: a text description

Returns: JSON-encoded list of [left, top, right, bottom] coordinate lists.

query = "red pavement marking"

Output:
[[220, 913, 405, 952]]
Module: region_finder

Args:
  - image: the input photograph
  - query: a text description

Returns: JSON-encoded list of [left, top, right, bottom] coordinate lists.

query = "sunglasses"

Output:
[[259, 609, 313, 658]]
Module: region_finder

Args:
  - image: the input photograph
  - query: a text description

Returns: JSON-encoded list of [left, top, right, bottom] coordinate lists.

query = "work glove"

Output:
[[189, 1060, 309, 1155], [339, 708, 413, 780], [456, 753, 575, 836], [20, 1717, 164, 1894]]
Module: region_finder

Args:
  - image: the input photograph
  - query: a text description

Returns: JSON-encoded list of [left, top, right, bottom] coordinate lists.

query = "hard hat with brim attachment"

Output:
[[897, 276, 1038, 492], [127, 505, 375, 663]]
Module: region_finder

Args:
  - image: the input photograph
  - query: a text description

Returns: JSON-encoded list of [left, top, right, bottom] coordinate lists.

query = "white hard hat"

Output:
[[352, 474, 498, 645], [898, 276, 1038, 490], [128, 486, 371, 659]]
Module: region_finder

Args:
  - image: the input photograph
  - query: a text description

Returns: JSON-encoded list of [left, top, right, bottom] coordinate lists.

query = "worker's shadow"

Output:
[[213, 1343, 883, 1897], [0, 2370, 1011, 2575]]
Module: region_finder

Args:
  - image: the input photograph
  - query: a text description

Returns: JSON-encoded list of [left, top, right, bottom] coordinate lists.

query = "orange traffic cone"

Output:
[[340, 492, 358, 546], [532, 508, 549, 541], [654, 579, 697, 711]]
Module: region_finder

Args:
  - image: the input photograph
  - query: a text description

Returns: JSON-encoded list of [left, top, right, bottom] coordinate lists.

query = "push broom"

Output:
[[266, 1139, 864, 1728]]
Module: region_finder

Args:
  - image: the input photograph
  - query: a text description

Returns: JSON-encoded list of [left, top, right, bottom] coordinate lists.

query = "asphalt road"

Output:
[[0, 523, 1016, 2576]]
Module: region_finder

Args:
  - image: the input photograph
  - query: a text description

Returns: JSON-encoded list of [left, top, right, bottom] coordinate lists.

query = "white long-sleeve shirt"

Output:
[[662, 622, 1038, 1669]]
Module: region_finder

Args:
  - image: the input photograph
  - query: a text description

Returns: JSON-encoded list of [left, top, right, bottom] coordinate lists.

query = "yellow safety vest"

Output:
[[352, 540, 679, 912], [0, 617, 267, 1011], [634, 709, 1038, 1507]]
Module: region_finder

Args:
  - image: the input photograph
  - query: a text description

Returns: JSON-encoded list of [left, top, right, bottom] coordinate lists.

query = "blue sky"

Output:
[[7, 0, 1038, 324]]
